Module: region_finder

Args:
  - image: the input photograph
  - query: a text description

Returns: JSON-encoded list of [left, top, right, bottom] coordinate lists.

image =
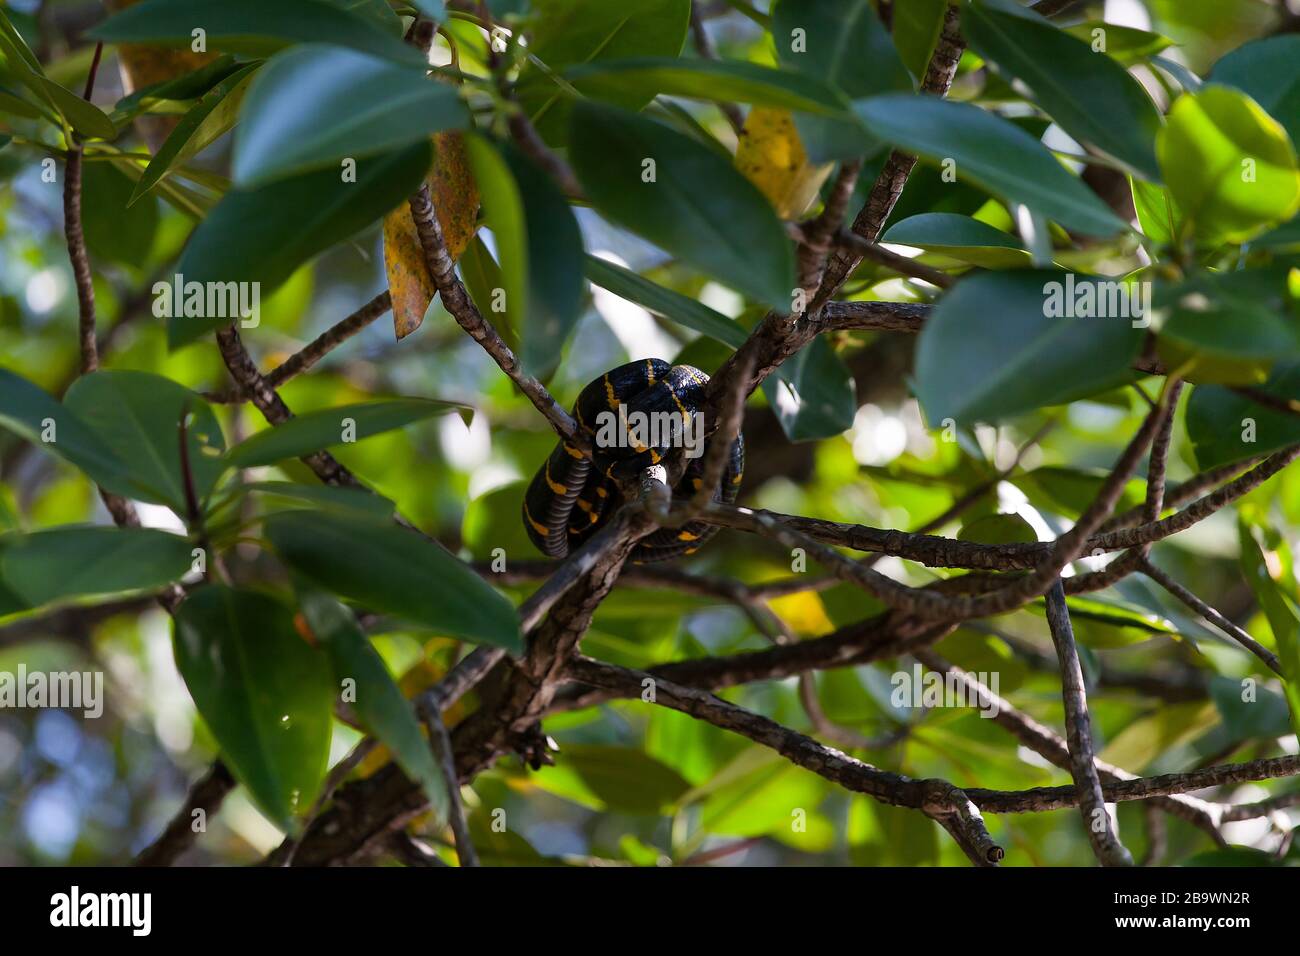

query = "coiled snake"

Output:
[[522, 359, 745, 563]]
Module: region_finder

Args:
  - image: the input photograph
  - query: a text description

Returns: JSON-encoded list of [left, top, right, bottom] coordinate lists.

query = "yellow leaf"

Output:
[[383, 131, 480, 340], [735, 107, 833, 220], [767, 591, 836, 637]]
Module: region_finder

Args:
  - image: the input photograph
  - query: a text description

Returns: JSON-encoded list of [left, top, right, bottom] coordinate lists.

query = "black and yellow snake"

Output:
[[522, 359, 745, 563]]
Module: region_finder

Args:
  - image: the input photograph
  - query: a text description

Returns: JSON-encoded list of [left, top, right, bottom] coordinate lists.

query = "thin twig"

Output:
[[828, 230, 956, 289], [1141, 557, 1282, 674], [207, 291, 393, 403], [1045, 580, 1134, 866], [419, 703, 479, 867]]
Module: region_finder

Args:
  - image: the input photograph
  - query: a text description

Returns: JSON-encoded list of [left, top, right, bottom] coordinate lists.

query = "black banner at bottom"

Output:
[[0, 864, 1288, 942]]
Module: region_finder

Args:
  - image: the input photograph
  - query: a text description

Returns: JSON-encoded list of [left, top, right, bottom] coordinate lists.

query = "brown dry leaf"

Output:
[[383, 130, 480, 340], [105, 0, 217, 152]]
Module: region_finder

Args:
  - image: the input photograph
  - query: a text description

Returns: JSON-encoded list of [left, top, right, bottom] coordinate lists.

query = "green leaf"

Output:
[[0, 14, 116, 138], [583, 255, 747, 347], [1, 526, 191, 607], [233, 45, 465, 188], [502, 145, 585, 378], [64, 370, 226, 510], [295, 587, 447, 821], [1015, 465, 1145, 519], [1238, 521, 1300, 737], [1210, 35, 1300, 147], [569, 101, 795, 307], [80, 160, 160, 266], [1098, 700, 1220, 770], [1209, 674, 1292, 743], [761, 334, 856, 442], [883, 213, 1031, 269], [854, 94, 1128, 237], [1152, 267, 1300, 383], [32, 76, 116, 139], [1258, 215, 1300, 251], [772, 0, 912, 162], [462, 482, 536, 559], [914, 270, 1145, 425], [173, 140, 432, 345], [225, 397, 462, 468], [0, 86, 42, 120], [1058, 594, 1179, 644], [965, 0, 1163, 181], [0, 10, 43, 73], [459, 236, 518, 348], [1063, 21, 1173, 64], [0, 367, 135, 495], [773, 0, 911, 95], [516, 0, 691, 142], [132, 62, 259, 205], [957, 513, 1036, 544], [534, 744, 691, 815], [1157, 84, 1300, 245], [243, 481, 396, 519], [265, 511, 522, 652], [463, 133, 529, 362], [109, 55, 247, 126], [173, 586, 333, 831], [1130, 177, 1180, 245], [1186, 365, 1300, 470], [892, 0, 948, 80], [91, 0, 425, 66], [565, 58, 847, 115]]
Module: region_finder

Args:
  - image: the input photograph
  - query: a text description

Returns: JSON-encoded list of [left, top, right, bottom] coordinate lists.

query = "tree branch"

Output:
[[407, 183, 577, 441], [566, 655, 1003, 866], [811, 3, 965, 310], [134, 761, 236, 866], [1044, 581, 1134, 866], [914, 651, 1226, 844], [207, 291, 392, 403]]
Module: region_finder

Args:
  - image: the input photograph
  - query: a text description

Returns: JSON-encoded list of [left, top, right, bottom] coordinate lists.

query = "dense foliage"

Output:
[[2, 0, 1300, 867]]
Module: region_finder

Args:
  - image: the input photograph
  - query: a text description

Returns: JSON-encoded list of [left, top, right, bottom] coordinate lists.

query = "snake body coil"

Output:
[[522, 359, 744, 563]]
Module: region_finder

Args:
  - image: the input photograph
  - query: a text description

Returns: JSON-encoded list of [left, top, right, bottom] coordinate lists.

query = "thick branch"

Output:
[[566, 656, 1003, 866], [915, 651, 1226, 842]]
